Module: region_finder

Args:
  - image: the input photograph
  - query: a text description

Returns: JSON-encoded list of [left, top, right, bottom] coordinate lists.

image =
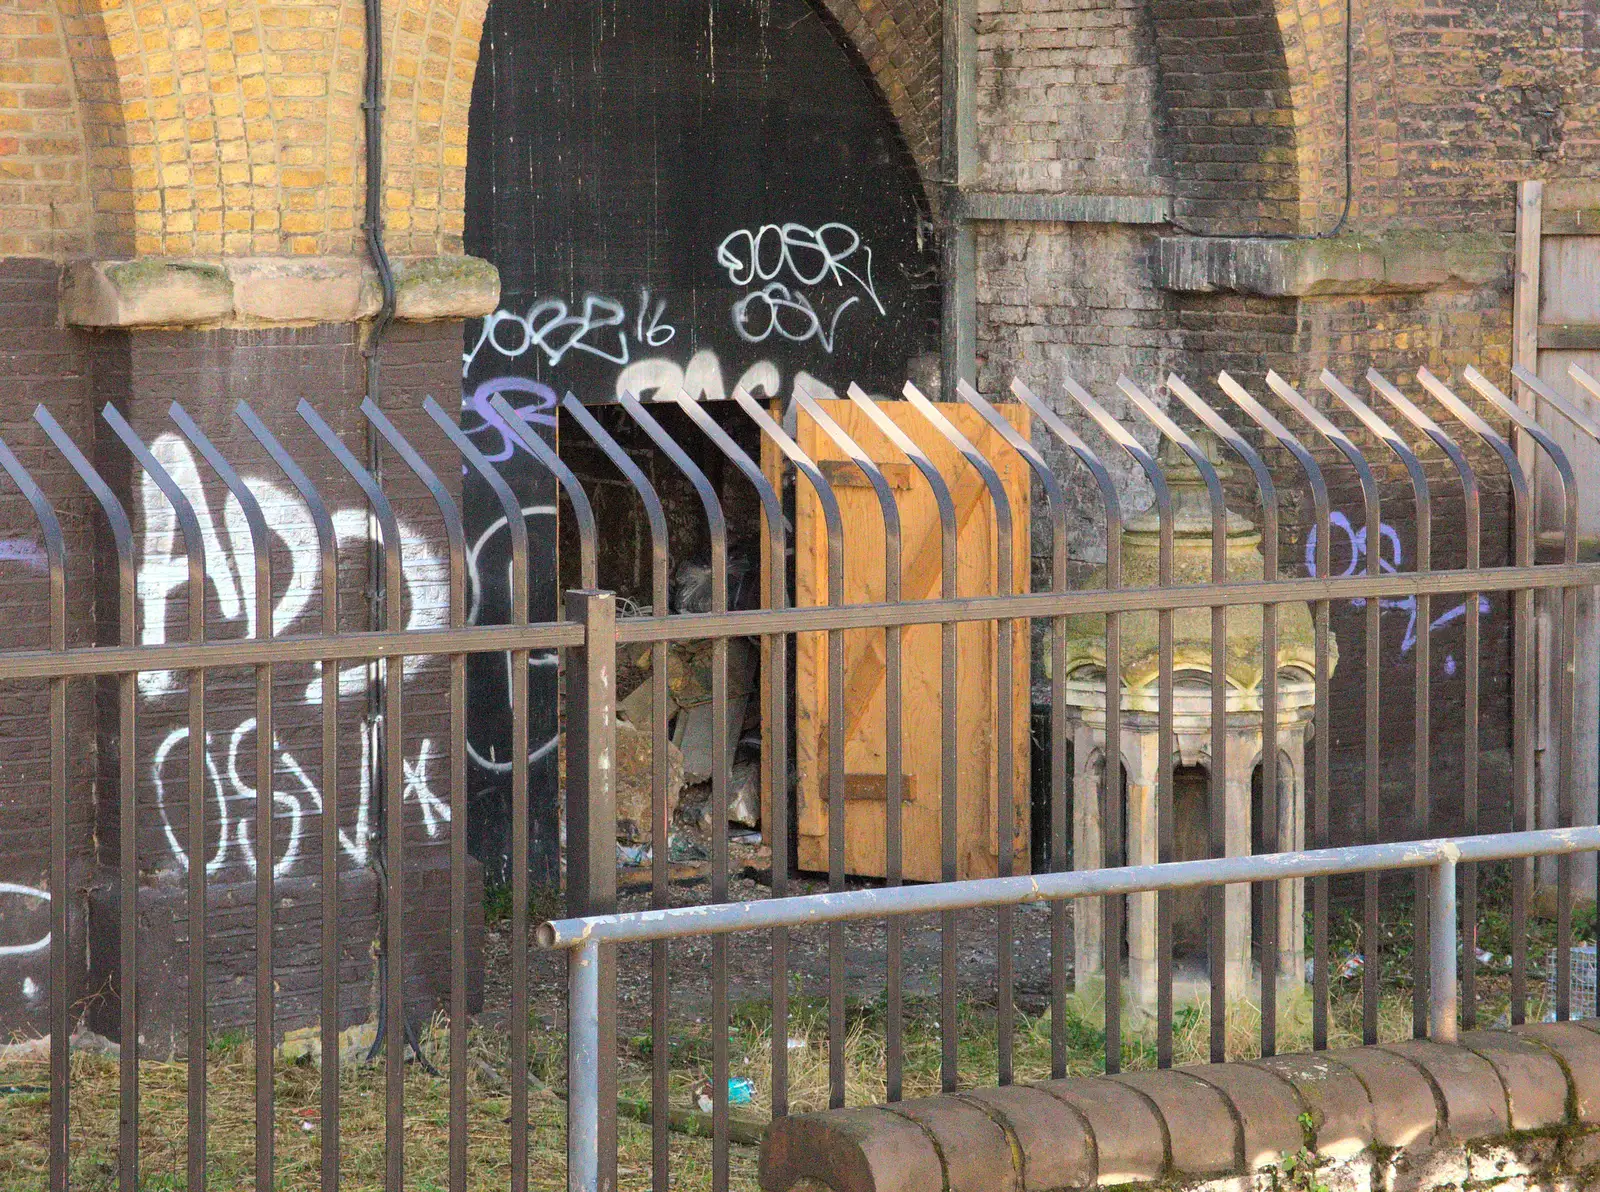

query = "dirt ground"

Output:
[[489, 833, 1068, 1039]]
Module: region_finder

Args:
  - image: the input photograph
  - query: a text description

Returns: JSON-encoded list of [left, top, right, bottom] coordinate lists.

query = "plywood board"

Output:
[[761, 396, 1031, 881]]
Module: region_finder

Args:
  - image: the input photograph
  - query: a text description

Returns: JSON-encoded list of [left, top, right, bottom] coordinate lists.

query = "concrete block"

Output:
[[1153, 232, 1510, 297], [229, 254, 371, 323], [62, 257, 232, 327], [1330, 1045, 1442, 1149], [1461, 1029, 1569, 1130], [1380, 1039, 1510, 1140], [1514, 1023, 1600, 1124], [1180, 1060, 1306, 1169], [759, 1106, 943, 1192], [391, 254, 500, 320], [1110, 1070, 1236, 1176], [885, 1094, 1021, 1192]]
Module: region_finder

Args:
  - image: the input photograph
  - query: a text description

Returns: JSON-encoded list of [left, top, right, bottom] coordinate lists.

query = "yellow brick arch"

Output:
[[1274, 0, 1400, 234], [0, 0, 93, 256], [43, 0, 488, 259]]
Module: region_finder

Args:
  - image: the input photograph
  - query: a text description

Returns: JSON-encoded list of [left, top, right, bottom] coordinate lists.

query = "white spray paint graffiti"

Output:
[[715, 222, 883, 311], [462, 289, 675, 376], [138, 433, 451, 878], [1307, 510, 1491, 673], [718, 222, 884, 353], [614, 350, 781, 404], [0, 882, 50, 958], [0, 539, 45, 570], [462, 497, 561, 775]]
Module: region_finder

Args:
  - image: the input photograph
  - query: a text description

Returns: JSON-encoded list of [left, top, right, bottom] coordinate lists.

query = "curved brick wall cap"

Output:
[[759, 1029, 1600, 1192]]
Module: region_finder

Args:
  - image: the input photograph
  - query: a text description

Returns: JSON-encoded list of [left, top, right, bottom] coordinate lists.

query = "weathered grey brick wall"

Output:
[[975, 0, 1165, 195], [946, 0, 1599, 853]]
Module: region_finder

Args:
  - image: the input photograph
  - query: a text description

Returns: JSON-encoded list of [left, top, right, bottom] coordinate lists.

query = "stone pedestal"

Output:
[[1060, 436, 1335, 1012]]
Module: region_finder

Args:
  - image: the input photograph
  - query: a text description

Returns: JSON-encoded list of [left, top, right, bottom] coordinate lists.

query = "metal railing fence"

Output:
[[0, 362, 1597, 1192]]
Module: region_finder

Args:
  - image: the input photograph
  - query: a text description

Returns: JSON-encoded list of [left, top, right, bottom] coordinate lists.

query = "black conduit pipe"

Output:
[[360, 0, 431, 1073]]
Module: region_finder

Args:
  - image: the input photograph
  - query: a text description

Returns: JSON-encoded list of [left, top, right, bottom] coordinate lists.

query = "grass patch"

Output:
[[0, 977, 1556, 1191], [0, 1020, 754, 1192]]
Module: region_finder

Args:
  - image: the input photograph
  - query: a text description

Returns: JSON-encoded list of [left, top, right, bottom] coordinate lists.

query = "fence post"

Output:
[[566, 589, 617, 1192], [568, 937, 602, 1192], [1430, 850, 1459, 1043]]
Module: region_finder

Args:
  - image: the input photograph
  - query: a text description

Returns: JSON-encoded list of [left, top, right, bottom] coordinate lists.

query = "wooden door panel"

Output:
[[763, 396, 1030, 881]]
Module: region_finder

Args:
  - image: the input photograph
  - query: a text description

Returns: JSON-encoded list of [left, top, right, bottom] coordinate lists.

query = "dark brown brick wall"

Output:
[[79, 320, 481, 1054], [0, 257, 96, 1041], [0, 273, 480, 1053], [1151, 0, 1302, 235]]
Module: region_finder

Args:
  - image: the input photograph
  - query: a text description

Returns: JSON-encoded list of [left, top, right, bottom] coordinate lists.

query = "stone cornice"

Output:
[[1155, 231, 1512, 297], [61, 255, 500, 330]]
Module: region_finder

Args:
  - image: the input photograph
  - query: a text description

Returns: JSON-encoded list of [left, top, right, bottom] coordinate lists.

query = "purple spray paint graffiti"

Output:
[[1307, 511, 1490, 675]]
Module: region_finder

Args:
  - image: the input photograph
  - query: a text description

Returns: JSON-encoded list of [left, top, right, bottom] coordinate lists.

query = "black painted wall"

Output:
[[463, 0, 938, 886]]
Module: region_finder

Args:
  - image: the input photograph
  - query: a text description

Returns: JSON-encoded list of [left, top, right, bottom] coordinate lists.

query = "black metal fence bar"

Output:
[[0, 365, 1596, 1192], [0, 562, 1593, 685]]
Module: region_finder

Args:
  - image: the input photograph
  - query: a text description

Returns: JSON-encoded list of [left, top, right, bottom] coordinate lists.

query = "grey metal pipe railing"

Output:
[[546, 821, 1600, 1190]]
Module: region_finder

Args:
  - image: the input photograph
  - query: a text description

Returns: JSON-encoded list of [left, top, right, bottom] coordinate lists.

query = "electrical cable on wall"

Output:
[[359, 0, 433, 1073]]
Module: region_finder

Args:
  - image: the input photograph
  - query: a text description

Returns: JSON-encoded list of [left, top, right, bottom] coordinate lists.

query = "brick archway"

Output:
[[1150, 0, 1304, 235], [48, 0, 490, 259], [814, 0, 942, 196], [3, 0, 92, 256]]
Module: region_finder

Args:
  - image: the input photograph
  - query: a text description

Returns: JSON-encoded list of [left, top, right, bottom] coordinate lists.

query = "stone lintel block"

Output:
[[1460, 1029, 1569, 1130], [1329, 1044, 1441, 1150], [1180, 1061, 1305, 1169], [1515, 1022, 1600, 1124], [959, 1086, 1095, 1191], [1109, 1070, 1237, 1177], [1154, 231, 1511, 297], [231, 254, 371, 323], [390, 253, 501, 320], [1379, 1039, 1510, 1140], [758, 1106, 942, 1192], [63, 257, 232, 328], [1037, 1076, 1165, 1185], [882, 1096, 1020, 1192], [1248, 1054, 1374, 1159], [61, 255, 499, 329]]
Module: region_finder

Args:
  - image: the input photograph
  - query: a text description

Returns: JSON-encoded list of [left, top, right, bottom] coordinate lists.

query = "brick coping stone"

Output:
[[759, 1022, 1600, 1191]]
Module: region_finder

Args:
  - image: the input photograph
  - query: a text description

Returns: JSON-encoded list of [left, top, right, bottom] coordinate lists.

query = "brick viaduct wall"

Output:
[[0, 0, 497, 1047], [0, 0, 1594, 1042]]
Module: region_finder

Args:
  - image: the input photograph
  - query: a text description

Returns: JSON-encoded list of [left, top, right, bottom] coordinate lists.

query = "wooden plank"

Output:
[[758, 400, 785, 851], [1541, 209, 1600, 236], [818, 459, 914, 490], [821, 773, 920, 802], [1537, 324, 1600, 352]]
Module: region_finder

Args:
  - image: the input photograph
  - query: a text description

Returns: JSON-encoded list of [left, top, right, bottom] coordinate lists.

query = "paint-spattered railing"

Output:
[[1, 362, 1598, 1192]]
